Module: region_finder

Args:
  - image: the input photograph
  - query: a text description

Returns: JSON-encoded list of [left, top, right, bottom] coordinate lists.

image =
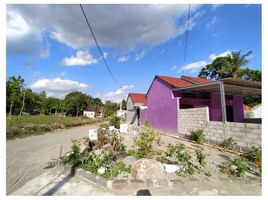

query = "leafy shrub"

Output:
[[220, 137, 236, 150], [195, 149, 206, 168], [99, 123, 109, 129], [166, 143, 185, 157], [80, 150, 115, 178], [243, 146, 262, 174], [234, 157, 248, 177], [133, 126, 160, 159], [109, 115, 120, 129], [68, 139, 82, 167], [190, 130, 204, 144], [166, 143, 194, 176], [111, 161, 131, 178], [109, 132, 126, 152], [97, 128, 109, 148], [222, 156, 248, 177]]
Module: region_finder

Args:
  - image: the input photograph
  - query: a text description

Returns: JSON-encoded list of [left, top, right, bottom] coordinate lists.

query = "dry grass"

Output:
[[6, 115, 102, 139]]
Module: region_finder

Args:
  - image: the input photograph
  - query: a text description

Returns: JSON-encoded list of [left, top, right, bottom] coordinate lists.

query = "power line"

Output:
[[183, 4, 191, 63], [79, 4, 121, 88]]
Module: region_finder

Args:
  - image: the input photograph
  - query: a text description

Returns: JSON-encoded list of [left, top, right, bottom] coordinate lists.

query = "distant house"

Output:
[[116, 109, 127, 120], [83, 105, 96, 118], [96, 106, 104, 118], [129, 75, 261, 133], [126, 93, 148, 126], [244, 104, 261, 119], [243, 104, 252, 111]]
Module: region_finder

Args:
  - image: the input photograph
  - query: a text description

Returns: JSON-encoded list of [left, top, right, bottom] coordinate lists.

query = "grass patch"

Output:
[[6, 115, 102, 139]]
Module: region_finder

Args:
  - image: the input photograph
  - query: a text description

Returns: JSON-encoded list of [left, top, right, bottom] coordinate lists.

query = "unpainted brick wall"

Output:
[[178, 107, 261, 150]]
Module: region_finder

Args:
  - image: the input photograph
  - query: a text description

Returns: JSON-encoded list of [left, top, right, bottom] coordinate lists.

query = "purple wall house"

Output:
[[139, 75, 244, 133], [140, 78, 179, 133]]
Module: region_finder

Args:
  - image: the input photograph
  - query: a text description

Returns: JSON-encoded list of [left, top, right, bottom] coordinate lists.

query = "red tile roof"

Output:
[[156, 75, 212, 88], [156, 75, 192, 88], [243, 104, 252, 111], [181, 75, 212, 84], [128, 93, 148, 106]]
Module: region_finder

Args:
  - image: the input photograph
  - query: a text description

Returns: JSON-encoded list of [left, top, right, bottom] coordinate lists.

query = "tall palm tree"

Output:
[[225, 51, 252, 79]]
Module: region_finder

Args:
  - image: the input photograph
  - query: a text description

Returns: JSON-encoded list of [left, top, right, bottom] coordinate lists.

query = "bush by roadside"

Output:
[[6, 115, 102, 139]]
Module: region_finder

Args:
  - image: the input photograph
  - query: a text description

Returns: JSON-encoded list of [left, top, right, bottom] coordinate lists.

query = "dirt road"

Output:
[[6, 124, 98, 194]]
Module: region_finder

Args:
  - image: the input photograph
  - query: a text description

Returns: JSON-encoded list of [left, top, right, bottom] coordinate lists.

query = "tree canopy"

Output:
[[198, 51, 257, 80], [198, 50, 261, 107], [6, 76, 108, 117]]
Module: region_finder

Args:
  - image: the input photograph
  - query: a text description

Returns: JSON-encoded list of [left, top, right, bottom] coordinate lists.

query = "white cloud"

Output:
[[171, 66, 177, 70], [30, 77, 88, 98], [134, 51, 145, 61], [177, 50, 233, 73], [7, 4, 202, 55], [100, 52, 108, 59], [209, 50, 231, 61], [205, 16, 218, 29], [60, 71, 66, 76], [211, 4, 222, 11], [60, 50, 98, 66], [178, 61, 208, 73], [117, 56, 129, 62], [102, 85, 135, 102], [40, 48, 50, 59], [31, 71, 41, 77], [6, 11, 30, 39]]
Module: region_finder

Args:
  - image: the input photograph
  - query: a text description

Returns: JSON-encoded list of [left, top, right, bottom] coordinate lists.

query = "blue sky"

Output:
[[6, 4, 261, 102]]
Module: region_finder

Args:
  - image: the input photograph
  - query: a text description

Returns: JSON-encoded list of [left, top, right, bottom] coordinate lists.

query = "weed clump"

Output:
[[133, 126, 161, 159], [220, 137, 236, 151], [190, 130, 204, 144], [166, 143, 194, 176]]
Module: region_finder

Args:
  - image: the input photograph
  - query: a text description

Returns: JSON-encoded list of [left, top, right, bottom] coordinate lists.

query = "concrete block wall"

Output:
[[178, 107, 262, 150]]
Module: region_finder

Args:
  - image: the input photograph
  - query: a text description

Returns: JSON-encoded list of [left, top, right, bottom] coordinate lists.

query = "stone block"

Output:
[[78, 169, 96, 182], [95, 175, 108, 187], [235, 123, 246, 128], [146, 179, 169, 188], [246, 123, 259, 129], [246, 133, 258, 139], [236, 141, 247, 147], [111, 179, 129, 190], [239, 128, 246, 133], [129, 179, 146, 189], [246, 129, 261, 134], [231, 127, 240, 132]]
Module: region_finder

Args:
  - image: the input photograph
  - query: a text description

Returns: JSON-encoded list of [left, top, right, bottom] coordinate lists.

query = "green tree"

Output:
[[121, 99, 127, 110], [64, 92, 92, 116], [104, 101, 119, 118], [6, 76, 24, 118], [227, 51, 252, 79], [93, 98, 103, 106], [23, 89, 42, 114], [237, 68, 262, 81], [198, 50, 252, 80]]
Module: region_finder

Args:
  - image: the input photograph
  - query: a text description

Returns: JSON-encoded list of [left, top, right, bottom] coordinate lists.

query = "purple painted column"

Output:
[[210, 93, 222, 121], [233, 96, 244, 122]]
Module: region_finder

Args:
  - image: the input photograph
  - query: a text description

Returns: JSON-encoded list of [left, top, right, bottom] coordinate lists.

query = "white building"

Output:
[[126, 93, 148, 126], [244, 104, 262, 119], [83, 105, 96, 118]]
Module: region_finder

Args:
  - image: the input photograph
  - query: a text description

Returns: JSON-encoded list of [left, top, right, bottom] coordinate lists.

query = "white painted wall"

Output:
[[126, 98, 137, 125], [83, 111, 95, 118], [244, 104, 262, 118]]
